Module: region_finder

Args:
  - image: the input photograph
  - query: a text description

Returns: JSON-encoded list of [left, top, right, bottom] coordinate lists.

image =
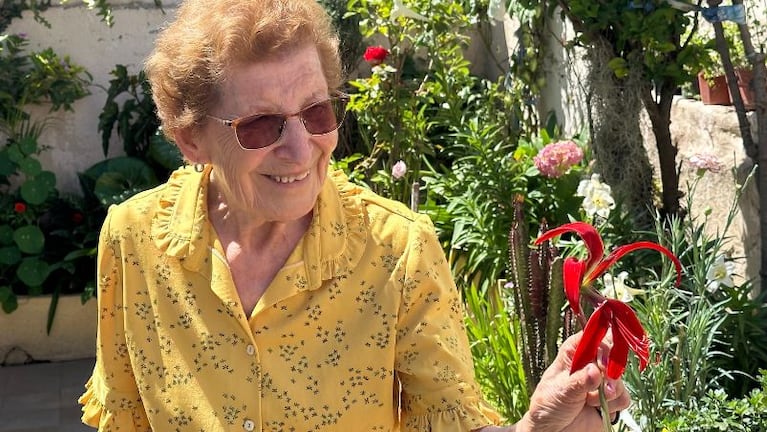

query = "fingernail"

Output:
[[601, 351, 608, 366], [606, 381, 615, 393]]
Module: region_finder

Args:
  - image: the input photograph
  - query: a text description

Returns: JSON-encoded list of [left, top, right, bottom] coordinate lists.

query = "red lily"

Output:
[[535, 222, 682, 316], [535, 221, 682, 377], [573, 299, 650, 379]]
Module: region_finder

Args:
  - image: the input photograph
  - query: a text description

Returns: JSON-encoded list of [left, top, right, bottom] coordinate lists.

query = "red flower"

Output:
[[535, 222, 682, 316], [535, 221, 683, 378], [573, 299, 649, 379], [71, 212, 84, 224], [363, 46, 389, 66], [14, 202, 26, 213]]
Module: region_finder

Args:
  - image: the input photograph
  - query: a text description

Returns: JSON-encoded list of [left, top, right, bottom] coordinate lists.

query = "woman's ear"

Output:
[[173, 127, 208, 164]]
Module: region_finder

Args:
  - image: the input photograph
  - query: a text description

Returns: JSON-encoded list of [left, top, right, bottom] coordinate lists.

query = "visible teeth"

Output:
[[271, 171, 309, 184]]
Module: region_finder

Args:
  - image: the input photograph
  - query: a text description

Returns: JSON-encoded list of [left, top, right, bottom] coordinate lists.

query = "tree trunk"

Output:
[[642, 79, 681, 218]]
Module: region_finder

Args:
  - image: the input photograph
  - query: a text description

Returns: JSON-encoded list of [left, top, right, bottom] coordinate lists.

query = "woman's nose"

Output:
[[273, 117, 312, 159]]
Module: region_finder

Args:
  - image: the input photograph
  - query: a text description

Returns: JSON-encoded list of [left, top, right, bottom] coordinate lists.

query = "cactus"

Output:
[[507, 194, 568, 393]]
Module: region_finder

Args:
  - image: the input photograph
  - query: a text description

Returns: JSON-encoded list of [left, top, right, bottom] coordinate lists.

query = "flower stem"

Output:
[[599, 380, 612, 431]]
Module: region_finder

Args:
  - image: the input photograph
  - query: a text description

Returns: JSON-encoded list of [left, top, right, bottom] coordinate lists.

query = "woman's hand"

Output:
[[516, 331, 631, 432]]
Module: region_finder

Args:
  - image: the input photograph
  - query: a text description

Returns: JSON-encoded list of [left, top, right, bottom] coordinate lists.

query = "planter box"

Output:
[[698, 72, 731, 106], [0, 294, 96, 365]]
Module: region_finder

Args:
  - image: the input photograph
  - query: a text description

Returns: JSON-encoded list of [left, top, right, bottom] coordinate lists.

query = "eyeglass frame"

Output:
[[205, 92, 350, 151]]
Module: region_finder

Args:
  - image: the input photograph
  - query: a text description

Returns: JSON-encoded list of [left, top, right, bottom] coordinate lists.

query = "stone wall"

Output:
[[642, 97, 760, 287]]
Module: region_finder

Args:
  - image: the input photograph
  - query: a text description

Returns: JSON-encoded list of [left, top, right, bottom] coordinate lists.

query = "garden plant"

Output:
[[1, 1, 765, 429]]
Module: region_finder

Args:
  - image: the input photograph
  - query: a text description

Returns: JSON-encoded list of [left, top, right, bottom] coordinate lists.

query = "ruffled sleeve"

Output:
[[78, 209, 150, 431], [394, 214, 502, 431], [79, 376, 150, 431]]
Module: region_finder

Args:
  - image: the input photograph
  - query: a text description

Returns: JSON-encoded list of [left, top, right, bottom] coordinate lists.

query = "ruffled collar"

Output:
[[150, 165, 367, 289]]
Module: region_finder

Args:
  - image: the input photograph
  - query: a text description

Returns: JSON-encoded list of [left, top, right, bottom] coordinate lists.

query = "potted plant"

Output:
[[0, 33, 98, 364], [696, 28, 733, 106], [697, 23, 760, 109]]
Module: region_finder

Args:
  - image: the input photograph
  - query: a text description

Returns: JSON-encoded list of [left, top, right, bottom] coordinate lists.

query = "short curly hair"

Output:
[[145, 0, 342, 138]]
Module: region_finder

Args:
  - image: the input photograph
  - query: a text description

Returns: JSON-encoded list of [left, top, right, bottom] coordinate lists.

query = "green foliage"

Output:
[[463, 280, 529, 422], [0, 30, 95, 331], [316, 0, 364, 74], [661, 370, 767, 431], [345, 0, 537, 208], [424, 130, 589, 294], [89, 65, 182, 210], [621, 169, 764, 430], [697, 22, 753, 82], [561, 0, 708, 84], [0, 34, 91, 119]]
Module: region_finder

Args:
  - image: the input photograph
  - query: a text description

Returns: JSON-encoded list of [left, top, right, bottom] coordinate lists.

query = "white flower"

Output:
[[577, 173, 615, 219], [390, 0, 427, 22], [706, 255, 735, 292], [601, 272, 643, 302], [392, 160, 407, 180]]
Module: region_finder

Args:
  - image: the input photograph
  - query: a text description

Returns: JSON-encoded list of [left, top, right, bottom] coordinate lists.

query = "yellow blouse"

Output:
[[79, 165, 500, 431]]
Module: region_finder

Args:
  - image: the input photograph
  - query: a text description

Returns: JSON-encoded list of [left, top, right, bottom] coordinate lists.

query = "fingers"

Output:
[[585, 378, 632, 412], [564, 362, 602, 401]]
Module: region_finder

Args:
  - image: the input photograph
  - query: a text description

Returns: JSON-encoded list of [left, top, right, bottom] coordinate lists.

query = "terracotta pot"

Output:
[[732, 68, 756, 111], [698, 72, 731, 106]]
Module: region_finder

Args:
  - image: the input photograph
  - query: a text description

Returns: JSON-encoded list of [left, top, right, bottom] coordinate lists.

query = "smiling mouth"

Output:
[[268, 171, 310, 184]]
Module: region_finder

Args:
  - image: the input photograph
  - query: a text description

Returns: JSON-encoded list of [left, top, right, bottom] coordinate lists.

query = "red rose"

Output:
[[363, 46, 389, 66], [14, 202, 26, 213], [71, 212, 84, 224]]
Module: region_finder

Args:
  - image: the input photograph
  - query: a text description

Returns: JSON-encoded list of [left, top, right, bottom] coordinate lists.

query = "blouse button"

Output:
[[246, 344, 255, 356], [243, 418, 256, 431]]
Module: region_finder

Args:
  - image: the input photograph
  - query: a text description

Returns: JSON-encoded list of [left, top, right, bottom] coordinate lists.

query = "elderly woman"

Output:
[[79, 0, 629, 430]]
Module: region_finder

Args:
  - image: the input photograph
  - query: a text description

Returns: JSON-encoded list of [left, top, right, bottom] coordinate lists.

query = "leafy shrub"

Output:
[[621, 169, 767, 430], [661, 370, 767, 431]]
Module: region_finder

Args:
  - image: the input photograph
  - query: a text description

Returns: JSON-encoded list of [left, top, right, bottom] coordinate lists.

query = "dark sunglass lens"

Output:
[[301, 100, 336, 135], [302, 99, 346, 135], [236, 115, 284, 149]]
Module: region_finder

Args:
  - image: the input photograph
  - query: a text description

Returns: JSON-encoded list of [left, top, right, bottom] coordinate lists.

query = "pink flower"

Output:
[[533, 140, 584, 178], [363, 46, 389, 66], [392, 160, 407, 180], [688, 153, 723, 173]]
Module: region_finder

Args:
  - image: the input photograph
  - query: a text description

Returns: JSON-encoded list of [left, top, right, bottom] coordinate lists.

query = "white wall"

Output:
[[6, 1, 179, 194]]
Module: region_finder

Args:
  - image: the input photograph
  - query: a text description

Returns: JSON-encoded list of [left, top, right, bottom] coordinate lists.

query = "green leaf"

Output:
[[7, 144, 24, 164], [0, 150, 17, 176], [0, 286, 12, 302], [92, 157, 158, 206], [16, 257, 50, 287], [18, 156, 42, 176], [148, 132, 184, 170], [0, 225, 14, 245], [1, 289, 18, 313], [18, 135, 38, 155], [0, 246, 21, 265], [13, 225, 45, 254], [20, 172, 56, 205]]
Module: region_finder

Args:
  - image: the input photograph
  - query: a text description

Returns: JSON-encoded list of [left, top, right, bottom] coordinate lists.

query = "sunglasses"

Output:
[[207, 93, 349, 150]]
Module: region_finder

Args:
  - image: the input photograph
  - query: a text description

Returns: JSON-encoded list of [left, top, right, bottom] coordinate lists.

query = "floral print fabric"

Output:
[[79, 165, 500, 431]]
